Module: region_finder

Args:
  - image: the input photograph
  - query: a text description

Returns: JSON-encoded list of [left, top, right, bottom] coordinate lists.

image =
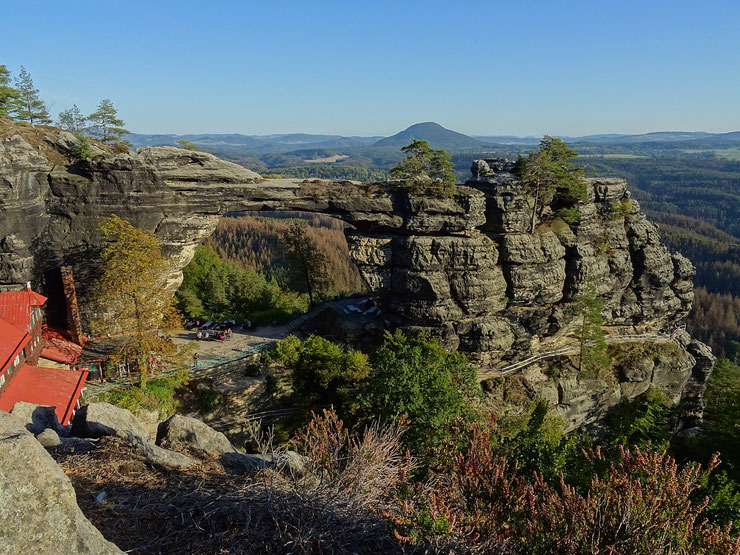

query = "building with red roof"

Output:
[[0, 284, 87, 425]]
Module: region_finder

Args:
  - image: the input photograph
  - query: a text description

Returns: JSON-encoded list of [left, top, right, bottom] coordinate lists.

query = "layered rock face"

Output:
[[0, 123, 713, 426], [0, 412, 122, 554], [0, 126, 692, 356], [349, 160, 694, 364]]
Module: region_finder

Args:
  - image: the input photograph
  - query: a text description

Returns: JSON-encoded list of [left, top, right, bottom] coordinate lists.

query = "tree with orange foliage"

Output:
[[92, 215, 183, 386]]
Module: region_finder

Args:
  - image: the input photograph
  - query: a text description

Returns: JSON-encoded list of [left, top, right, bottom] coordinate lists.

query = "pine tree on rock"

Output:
[[11, 67, 51, 124], [516, 136, 587, 233], [390, 139, 456, 197], [88, 99, 130, 146], [0, 65, 20, 118], [57, 104, 87, 133]]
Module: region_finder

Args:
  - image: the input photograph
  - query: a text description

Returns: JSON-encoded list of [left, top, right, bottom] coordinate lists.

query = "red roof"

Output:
[[0, 319, 28, 370], [0, 364, 88, 425], [0, 290, 47, 332], [41, 327, 83, 365]]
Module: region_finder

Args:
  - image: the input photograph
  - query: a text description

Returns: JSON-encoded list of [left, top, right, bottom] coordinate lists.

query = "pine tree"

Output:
[[389, 139, 456, 197], [281, 222, 329, 306], [92, 215, 183, 387], [57, 104, 87, 133], [88, 99, 130, 146], [517, 136, 587, 233], [0, 65, 20, 118], [12, 67, 51, 124]]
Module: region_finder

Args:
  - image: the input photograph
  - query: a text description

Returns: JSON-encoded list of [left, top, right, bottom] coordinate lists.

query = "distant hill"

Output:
[[373, 122, 486, 150], [472, 135, 541, 145], [575, 131, 718, 144]]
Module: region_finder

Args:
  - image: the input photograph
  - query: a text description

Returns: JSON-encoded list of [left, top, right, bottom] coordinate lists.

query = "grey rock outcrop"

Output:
[[71, 402, 150, 443], [0, 124, 713, 429], [156, 414, 237, 456], [70, 403, 196, 469], [10, 401, 65, 435], [128, 436, 196, 470], [0, 412, 122, 554], [36, 427, 63, 448], [222, 450, 307, 476]]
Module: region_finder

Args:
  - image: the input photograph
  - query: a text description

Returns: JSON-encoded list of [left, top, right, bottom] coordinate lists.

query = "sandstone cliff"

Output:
[[0, 121, 713, 428]]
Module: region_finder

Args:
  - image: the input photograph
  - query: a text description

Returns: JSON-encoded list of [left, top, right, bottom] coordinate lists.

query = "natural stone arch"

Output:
[[0, 135, 694, 363]]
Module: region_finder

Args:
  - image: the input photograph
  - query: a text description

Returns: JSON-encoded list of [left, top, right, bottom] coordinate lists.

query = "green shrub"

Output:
[[264, 374, 280, 397], [610, 198, 634, 219], [97, 372, 188, 417], [360, 331, 481, 453], [197, 387, 219, 413], [555, 206, 581, 224], [72, 133, 93, 160], [273, 335, 370, 419], [605, 389, 675, 450], [176, 246, 308, 323]]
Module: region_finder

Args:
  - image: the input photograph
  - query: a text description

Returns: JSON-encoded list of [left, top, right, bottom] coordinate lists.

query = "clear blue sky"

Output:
[[2, 0, 738, 136]]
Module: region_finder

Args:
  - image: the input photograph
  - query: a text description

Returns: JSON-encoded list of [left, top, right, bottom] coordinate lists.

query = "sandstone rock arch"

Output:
[[1, 131, 693, 364]]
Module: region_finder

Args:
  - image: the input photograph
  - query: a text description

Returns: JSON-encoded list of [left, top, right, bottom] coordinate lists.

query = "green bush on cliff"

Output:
[[389, 139, 456, 197], [94, 371, 188, 417], [270, 331, 480, 454]]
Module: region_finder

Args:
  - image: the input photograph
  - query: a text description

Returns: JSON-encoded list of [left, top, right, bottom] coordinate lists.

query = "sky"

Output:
[[1, 0, 739, 137]]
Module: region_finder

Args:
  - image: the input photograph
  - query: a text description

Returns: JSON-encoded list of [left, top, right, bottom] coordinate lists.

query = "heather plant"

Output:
[[384, 419, 740, 553]]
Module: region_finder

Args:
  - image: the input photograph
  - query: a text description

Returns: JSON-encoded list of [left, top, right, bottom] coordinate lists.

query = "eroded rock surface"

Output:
[[0, 125, 713, 429], [1, 127, 692, 360], [156, 414, 237, 456], [72, 402, 151, 443], [0, 412, 122, 554]]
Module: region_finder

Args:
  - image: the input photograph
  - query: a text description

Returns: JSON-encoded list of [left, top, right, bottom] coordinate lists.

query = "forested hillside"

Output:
[[205, 213, 366, 297]]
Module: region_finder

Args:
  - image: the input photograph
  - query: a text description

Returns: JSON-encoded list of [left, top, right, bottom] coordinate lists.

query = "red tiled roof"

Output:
[[41, 327, 83, 365], [0, 288, 47, 370], [0, 290, 47, 332], [0, 319, 28, 370], [0, 364, 88, 425]]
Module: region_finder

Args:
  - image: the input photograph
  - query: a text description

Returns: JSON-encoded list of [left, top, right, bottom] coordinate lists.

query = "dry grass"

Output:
[[52, 413, 408, 554], [0, 117, 112, 165]]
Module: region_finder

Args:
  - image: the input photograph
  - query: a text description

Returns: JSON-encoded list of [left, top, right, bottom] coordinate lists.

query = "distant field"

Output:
[[304, 154, 350, 163], [578, 154, 649, 159], [682, 147, 740, 161]]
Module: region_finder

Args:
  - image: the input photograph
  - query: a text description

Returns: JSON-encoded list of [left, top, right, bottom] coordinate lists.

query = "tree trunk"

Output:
[[300, 251, 314, 306], [578, 310, 586, 373]]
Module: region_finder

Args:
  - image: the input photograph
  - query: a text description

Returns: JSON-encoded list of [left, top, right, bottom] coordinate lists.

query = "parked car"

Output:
[[195, 328, 232, 342]]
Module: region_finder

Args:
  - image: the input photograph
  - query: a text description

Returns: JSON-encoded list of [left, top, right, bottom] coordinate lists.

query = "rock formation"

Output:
[[0, 122, 713, 426], [0, 412, 122, 554]]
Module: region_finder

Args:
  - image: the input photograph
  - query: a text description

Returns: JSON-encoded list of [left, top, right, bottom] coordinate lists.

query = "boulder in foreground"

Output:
[[0, 412, 122, 554], [71, 402, 150, 443]]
